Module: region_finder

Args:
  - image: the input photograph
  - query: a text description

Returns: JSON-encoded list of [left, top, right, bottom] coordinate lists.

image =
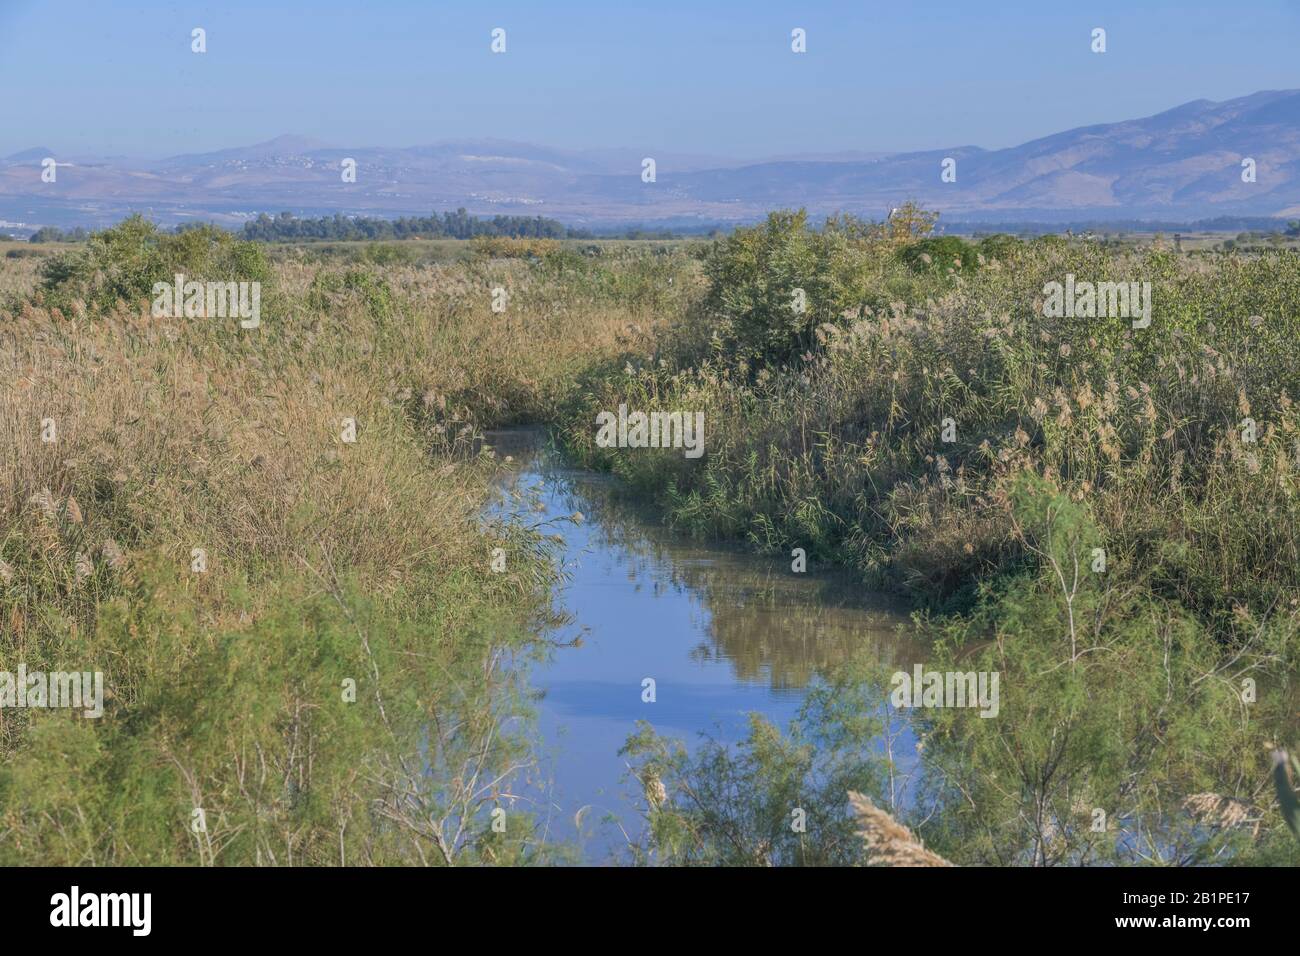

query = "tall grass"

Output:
[[8, 212, 1297, 866], [0, 221, 670, 865], [559, 210, 1300, 864]]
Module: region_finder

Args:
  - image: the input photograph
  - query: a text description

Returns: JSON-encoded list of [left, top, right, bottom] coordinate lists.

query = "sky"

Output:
[[1, 0, 1298, 159]]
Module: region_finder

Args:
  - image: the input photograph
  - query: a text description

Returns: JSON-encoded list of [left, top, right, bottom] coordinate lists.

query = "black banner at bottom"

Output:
[[0, 865, 1274, 941]]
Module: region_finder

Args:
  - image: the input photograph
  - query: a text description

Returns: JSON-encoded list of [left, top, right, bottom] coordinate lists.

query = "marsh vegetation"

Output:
[[1, 211, 1297, 865]]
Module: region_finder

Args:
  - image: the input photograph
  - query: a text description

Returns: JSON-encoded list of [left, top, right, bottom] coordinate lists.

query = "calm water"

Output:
[[484, 429, 921, 863]]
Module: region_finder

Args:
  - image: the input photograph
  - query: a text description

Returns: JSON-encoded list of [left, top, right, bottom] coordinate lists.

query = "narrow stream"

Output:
[[485, 428, 922, 863]]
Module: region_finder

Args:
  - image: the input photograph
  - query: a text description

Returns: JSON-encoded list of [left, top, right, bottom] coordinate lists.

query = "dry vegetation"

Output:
[[570, 209, 1300, 865], [4, 209, 1299, 866], [0, 222, 680, 864]]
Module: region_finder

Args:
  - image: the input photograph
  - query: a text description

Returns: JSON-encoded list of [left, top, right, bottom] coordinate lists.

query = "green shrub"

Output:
[[897, 235, 979, 276], [353, 243, 417, 266], [37, 215, 274, 315], [554, 215, 1300, 863], [701, 210, 876, 365], [621, 655, 890, 865], [307, 267, 395, 322]]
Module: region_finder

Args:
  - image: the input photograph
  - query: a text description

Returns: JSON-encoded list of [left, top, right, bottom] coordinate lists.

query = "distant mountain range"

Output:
[[4, 90, 1300, 232]]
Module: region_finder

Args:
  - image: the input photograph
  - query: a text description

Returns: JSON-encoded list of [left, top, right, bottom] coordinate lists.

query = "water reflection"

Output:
[[483, 428, 917, 860], [484, 429, 1291, 865]]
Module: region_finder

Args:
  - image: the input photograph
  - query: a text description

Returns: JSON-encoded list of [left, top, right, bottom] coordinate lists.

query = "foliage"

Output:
[[243, 209, 583, 242], [0, 220, 678, 864], [471, 235, 562, 260], [897, 235, 980, 276], [8, 208, 1300, 865], [35, 215, 275, 316], [28, 226, 89, 243], [1274, 751, 1300, 839], [699, 206, 935, 366], [558, 206, 1300, 863], [620, 655, 890, 865]]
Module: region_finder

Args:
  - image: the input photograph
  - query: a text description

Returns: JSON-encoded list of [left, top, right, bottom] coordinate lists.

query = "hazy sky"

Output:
[[2, 0, 1298, 158]]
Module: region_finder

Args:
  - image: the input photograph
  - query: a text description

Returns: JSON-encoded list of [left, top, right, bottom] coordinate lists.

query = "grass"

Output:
[[3, 210, 1298, 866], [0, 220, 669, 865], [555, 209, 1300, 865]]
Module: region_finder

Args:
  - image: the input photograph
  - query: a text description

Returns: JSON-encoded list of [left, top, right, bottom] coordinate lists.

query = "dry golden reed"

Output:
[[848, 791, 954, 867]]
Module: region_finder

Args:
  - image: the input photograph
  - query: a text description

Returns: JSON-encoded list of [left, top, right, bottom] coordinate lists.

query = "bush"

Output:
[[554, 210, 1300, 861], [897, 235, 980, 276], [37, 216, 274, 315], [698, 205, 946, 366], [471, 236, 561, 260], [621, 655, 890, 865], [353, 243, 417, 267], [307, 267, 395, 322]]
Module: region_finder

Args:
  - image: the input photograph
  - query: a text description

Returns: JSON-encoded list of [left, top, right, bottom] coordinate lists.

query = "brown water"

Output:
[[485, 429, 921, 862]]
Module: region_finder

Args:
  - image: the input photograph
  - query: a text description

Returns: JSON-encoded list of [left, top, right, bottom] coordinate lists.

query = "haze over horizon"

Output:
[[3, 1, 1300, 230], [7, 87, 1300, 230]]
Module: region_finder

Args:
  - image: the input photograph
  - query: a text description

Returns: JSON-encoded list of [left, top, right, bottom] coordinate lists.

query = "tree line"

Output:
[[240, 209, 591, 241], [27, 226, 91, 243]]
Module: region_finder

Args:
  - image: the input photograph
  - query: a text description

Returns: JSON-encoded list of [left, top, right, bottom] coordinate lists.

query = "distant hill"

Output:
[[4, 147, 55, 162], [4, 90, 1299, 230]]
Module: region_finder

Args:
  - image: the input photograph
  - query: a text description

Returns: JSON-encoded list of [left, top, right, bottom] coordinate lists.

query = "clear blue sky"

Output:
[[2, 0, 1297, 158]]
